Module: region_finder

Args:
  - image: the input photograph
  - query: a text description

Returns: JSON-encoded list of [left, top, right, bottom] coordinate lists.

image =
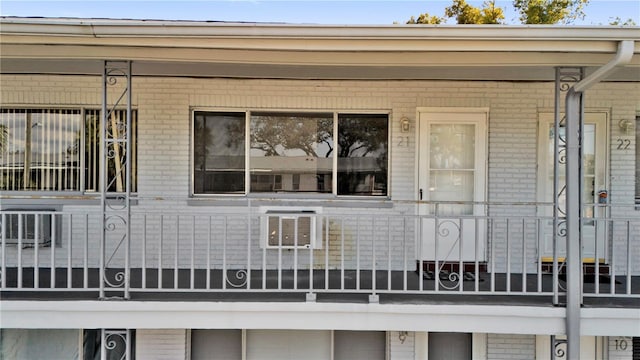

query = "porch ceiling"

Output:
[[1, 58, 638, 82]]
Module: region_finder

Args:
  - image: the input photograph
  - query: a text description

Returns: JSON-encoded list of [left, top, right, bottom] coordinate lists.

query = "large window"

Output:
[[0, 108, 137, 193], [192, 111, 388, 196]]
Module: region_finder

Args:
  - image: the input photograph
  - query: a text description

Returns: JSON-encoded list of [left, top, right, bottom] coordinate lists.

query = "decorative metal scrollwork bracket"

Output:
[[551, 335, 568, 359], [101, 329, 131, 360], [100, 61, 133, 299], [553, 67, 584, 302]]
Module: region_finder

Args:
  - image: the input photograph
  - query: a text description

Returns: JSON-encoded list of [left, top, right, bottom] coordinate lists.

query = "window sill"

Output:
[[0, 193, 138, 208], [187, 195, 394, 209]]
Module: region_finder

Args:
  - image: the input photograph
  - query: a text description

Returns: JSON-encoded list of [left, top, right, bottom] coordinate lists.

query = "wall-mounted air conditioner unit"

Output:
[[1, 210, 56, 247], [260, 207, 322, 249]]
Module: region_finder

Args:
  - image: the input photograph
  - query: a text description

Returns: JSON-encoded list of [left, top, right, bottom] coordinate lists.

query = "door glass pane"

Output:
[[429, 170, 474, 215], [547, 124, 596, 217], [430, 124, 475, 169], [429, 124, 475, 215]]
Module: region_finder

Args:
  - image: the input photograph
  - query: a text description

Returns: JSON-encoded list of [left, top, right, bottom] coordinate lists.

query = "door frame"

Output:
[[415, 107, 489, 261], [536, 111, 609, 260]]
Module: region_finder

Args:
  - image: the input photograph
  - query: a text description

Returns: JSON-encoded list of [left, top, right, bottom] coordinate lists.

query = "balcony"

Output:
[[1, 202, 638, 307]]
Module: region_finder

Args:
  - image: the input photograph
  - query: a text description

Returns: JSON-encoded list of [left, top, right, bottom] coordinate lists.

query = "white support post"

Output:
[[561, 40, 634, 360], [564, 88, 582, 360]]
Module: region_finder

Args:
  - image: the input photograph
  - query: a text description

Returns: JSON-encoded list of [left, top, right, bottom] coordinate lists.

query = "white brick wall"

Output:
[[136, 329, 187, 360], [388, 331, 415, 360], [1, 75, 639, 273], [609, 336, 633, 360], [487, 334, 536, 360]]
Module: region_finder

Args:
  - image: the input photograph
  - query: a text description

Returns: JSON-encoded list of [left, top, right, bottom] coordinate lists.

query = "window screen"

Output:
[[428, 332, 472, 360], [246, 330, 331, 360], [191, 330, 242, 360]]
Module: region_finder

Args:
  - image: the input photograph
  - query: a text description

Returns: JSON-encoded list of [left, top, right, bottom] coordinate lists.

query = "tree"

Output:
[[407, 0, 504, 25], [444, 0, 505, 24], [250, 115, 333, 157], [608, 17, 636, 26], [479, 0, 506, 24], [406, 13, 445, 24], [513, 0, 589, 24], [406, 0, 590, 25]]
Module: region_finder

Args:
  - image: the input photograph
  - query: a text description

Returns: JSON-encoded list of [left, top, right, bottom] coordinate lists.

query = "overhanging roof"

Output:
[[1, 17, 639, 81]]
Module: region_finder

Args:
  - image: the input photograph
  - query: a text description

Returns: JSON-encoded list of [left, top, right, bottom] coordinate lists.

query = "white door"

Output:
[[537, 112, 608, 261], [418, 109, 487, 262]]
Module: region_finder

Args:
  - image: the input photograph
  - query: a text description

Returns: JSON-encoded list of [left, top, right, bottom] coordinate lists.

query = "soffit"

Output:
[[1, 58, 638, 81]]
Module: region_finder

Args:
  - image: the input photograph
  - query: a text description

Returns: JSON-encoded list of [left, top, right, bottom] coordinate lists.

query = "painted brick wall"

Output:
[[609, 336, 634, 360], [136, 329, 187, 360], [388, 331, 415, 360], [487, 334, 536, 360], [1, 75, 638, 274]]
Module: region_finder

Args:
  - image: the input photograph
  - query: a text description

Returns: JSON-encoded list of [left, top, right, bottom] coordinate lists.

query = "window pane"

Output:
[[428, 332, 472, 360], [334, 331, 385, 360], [191, 330, 242, 360], [250, 112, 333, 193], [85, 109, 138, 193], [246, 330, 331, 360], [194, 112, 246, 194], [1, 109, 82, 191], [337, 114, 388, 196], [1, 329, 80, 359]]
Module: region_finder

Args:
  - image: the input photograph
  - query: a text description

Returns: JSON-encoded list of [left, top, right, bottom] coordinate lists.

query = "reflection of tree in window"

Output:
[[250, 113, 333, 193], [337, 114, 388, 196], [250, 113, 333, 157]]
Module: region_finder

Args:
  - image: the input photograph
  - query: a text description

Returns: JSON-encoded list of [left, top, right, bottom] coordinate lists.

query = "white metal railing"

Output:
[[0, 203, 638, 302]]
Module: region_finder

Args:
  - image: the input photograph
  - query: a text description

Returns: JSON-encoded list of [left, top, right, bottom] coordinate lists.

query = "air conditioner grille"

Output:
[[267, 216, 312, 247]]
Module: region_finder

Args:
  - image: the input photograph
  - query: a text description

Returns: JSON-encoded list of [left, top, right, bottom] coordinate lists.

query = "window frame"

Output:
[[0, 106, 138, 195], [190, 108, 391, 199]]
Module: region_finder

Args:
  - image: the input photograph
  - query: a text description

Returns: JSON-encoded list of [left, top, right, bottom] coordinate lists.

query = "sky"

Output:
[[1, 0, 639, 25]]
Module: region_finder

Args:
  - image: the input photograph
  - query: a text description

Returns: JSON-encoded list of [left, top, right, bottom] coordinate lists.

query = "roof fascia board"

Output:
[[0, 34, 631, 54], [0, 17, 640, 47], [1, 17, 639, 41]]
